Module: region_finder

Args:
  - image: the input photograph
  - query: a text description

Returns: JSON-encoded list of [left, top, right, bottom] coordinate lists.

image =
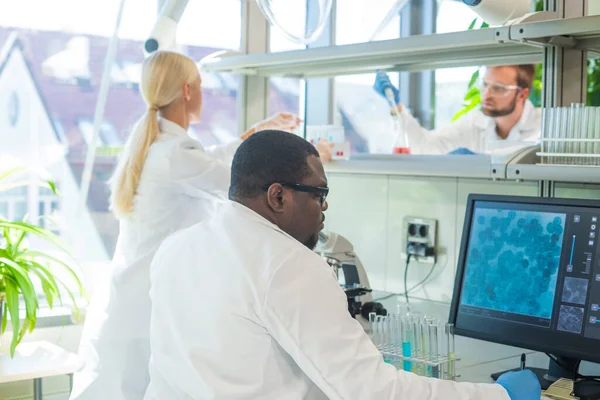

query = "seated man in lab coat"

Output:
[[145, 130, 540, 400], [374, 65, 541, 155]]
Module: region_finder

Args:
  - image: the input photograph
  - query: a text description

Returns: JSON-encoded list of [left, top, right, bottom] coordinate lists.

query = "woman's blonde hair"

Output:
[[109, 50, 199, 219]]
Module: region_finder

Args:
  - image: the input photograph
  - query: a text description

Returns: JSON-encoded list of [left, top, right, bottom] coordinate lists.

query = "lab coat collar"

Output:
[[158, 118, 188, 137], [473, 99, 536, 131], [228, 201, 298, 243]]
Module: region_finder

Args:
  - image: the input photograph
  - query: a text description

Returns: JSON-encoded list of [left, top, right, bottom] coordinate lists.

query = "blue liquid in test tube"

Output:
[[402, 316, 412, 372]]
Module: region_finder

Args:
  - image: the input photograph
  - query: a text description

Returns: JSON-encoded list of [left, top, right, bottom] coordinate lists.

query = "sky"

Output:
[[0, 0, 479, 82]]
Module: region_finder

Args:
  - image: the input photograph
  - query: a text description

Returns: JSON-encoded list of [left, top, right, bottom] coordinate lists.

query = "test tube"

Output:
[[437, 322, 446, 380], [401, 315, 413, 372], [412, 317, 421, 374], [422, 317, 432, 377], [583, 106, 592, 165], [369, 312, 377, 337], [416, 318, 427, 376], [374, 315, 384, 350], [446, 323, 456, 380], [542, 107, 551, 164], [429, 323, 439, 378], [590, 106, 597, 165], [560, 106, 570, 165], [574, 103, 583, 165]]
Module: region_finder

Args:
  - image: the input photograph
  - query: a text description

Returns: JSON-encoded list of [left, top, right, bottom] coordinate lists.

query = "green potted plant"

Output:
[[0, 163, 85, 357]]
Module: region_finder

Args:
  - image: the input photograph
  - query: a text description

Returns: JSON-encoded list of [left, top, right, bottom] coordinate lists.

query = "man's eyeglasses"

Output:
[[480, 80, 522, 97], [263, 182, 329, 205]]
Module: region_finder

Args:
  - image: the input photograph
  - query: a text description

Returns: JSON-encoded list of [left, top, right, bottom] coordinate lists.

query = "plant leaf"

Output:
[[0, 221, 70, 253], [0, 257, 39, 322], [4, 277, 21, 357], [1, 301, 7, 334], [464, 86, 481, 101], [467, 69, 480, 89], [22, 251, 84, 296], [17, 260, 59, 309], [468, 18, 477, 30], [0, 167, 25, 184]]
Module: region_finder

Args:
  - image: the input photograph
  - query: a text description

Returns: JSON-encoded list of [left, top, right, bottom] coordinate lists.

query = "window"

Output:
[[267, 1, 306, 121], [333, 0, 402, 154], [434, 2, 480, 128], [0, 186, 28, 222], [0, 0, 243, 300]]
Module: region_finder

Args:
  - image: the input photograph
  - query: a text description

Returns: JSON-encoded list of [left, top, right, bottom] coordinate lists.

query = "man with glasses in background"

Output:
[[373, 64, 541, 155]]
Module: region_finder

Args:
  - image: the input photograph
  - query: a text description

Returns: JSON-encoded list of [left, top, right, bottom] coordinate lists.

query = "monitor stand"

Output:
[[490, 355, 578, 391]]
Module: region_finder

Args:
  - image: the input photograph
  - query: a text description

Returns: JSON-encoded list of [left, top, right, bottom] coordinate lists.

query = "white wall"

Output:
[[0, 47, 109, 263], [324, 172, 539, 302]]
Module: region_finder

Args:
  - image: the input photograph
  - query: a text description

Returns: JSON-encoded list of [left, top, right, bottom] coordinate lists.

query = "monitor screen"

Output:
[[449, 194, 600, 364]]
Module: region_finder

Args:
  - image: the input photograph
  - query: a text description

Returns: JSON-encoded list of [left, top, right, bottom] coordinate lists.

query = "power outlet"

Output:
[[404, 216, 437, 264]]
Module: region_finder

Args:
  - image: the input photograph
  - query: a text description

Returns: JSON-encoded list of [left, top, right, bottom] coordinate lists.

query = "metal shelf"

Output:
[[507, 164, 600, 183], [200, 26, 538, 78], [200, 15, 600, 78], [324, 154, 495, 179]]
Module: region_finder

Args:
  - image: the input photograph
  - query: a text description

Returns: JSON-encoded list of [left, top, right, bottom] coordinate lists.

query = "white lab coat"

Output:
[[404, 100, 541, 155], [145, 201, 510, 400], [70, 118, 241, 400]]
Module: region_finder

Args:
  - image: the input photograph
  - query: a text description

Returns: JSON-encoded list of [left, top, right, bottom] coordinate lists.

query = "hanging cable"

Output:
[[255, 0, 334, 45], [78, 0, 127, 216]]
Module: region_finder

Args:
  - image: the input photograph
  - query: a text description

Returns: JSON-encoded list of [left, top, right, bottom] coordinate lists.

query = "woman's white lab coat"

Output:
[[403, 100, 541, 155], [69, 118, 240, 400], [144, 201, 511, 400]]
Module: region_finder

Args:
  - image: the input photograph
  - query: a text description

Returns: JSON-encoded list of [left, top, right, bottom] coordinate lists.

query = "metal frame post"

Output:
[[239, 0, 270, 131], [542, 0, 588, 197], [399, 0, 437, 129], [303, 0, 336, 125], [542, 0, 588, 109]]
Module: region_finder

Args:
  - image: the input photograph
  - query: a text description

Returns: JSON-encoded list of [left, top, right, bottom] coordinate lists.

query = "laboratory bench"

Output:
[[363, 293, 600, 385]]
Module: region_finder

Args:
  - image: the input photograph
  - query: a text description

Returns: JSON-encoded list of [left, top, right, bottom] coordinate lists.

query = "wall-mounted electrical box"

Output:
[[404, 216, 437, 264]]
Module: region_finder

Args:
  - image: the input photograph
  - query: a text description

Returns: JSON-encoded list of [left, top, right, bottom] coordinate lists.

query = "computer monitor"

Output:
[[449, 194, 600, 390]]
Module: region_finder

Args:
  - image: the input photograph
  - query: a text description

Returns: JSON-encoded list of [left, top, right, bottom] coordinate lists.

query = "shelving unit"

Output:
[[219, 1, 600, 187], [200, 15, 600, 78]]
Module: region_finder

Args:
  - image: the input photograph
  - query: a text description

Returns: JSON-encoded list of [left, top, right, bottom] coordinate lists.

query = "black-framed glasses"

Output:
[[263, 182, 329, 205]]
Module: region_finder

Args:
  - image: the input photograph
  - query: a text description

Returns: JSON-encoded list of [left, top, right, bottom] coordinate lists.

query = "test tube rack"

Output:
[[538, 104, 600, 166], [369, 313, 460, 381], [378, 348, 461, 381]]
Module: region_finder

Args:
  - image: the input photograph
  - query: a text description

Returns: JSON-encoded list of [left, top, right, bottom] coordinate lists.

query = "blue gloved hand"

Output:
[[373, 71, 400, 105], [448, 147, 478, 155], [496, 370, 541, 400]]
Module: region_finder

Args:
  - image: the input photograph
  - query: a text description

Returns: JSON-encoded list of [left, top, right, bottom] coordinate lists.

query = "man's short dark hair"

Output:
[[229, 130, 320, 200]]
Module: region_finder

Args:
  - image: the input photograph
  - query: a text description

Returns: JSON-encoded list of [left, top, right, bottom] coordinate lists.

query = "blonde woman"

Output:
[[70, 50, 321, 400]]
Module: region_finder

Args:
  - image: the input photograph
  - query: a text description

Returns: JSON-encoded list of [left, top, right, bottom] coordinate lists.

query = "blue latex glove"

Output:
[[496, 370, 541, 400], [373, 71, 400, 105], [448, 147, 478, 155]]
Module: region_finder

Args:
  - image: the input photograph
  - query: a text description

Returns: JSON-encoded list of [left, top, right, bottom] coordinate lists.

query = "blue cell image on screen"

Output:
[[461, 208, 565, 319]]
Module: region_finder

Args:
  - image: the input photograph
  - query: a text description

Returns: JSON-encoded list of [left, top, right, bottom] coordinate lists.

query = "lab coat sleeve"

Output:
[[261, 250, 510, 400], [400, 108, 478, 155], [169, 138, 233, 199], [205, 138, 242, 166]]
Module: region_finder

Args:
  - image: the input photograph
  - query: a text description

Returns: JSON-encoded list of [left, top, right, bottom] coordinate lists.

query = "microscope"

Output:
[[314, 232, 387, 319]]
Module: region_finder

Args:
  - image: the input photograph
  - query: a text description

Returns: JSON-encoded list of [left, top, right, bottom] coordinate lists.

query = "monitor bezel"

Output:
[[449, 193, 600, 364]]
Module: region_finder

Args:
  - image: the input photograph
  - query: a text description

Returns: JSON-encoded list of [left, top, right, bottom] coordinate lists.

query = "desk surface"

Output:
[[0, 341, 78, 384]]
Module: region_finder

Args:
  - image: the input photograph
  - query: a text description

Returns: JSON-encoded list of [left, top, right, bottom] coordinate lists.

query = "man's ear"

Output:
[[266, 184, 286, 213], [519, 87, 530, 102]]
